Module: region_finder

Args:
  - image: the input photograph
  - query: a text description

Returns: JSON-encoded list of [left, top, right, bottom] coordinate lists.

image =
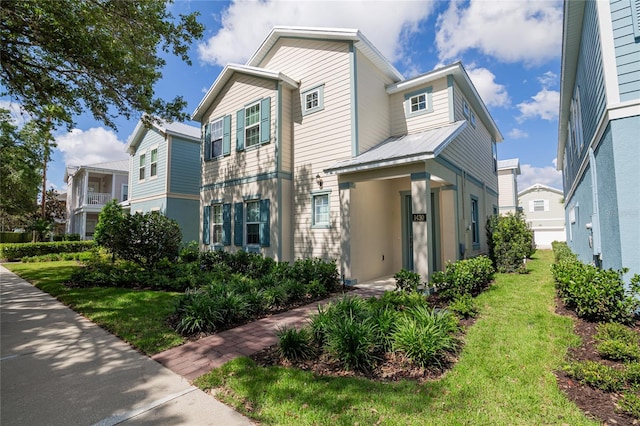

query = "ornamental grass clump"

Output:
[[276, 326, 315, 361]]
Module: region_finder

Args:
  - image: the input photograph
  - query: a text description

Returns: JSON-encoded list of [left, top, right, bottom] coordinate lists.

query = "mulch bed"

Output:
[[554, 299, 639, 425]]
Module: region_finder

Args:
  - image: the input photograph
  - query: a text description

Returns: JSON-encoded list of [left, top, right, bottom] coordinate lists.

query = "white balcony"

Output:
[[86, 192, 112, 205]]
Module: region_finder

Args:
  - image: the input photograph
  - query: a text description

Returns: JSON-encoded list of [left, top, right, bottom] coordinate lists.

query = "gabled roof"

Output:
[[557, 0, 586, 169], [387, 62, 503, 143], [64, 159, 129, 180], [247, 26, 404, 82], [126, 118, 200, 155], [498, 158, 521, 174], [192, 64, 299, 122], [325, 121, 467, 175], [518, 183, 564, 197]]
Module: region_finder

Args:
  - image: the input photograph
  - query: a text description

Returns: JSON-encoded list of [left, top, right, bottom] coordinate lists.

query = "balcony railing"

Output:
[[86, 192, 112, 205]]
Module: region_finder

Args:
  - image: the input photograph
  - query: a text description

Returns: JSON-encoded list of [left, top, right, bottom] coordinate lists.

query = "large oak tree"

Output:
[[0, 0, 204, 130]]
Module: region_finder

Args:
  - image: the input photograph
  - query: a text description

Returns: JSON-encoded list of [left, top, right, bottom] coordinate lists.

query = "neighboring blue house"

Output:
[[558, 0, 640, 280], [125, 119, 201, 244]]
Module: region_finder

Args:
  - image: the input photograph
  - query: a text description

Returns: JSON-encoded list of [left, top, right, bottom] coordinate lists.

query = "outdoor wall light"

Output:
[[316, 174, 323, 189]]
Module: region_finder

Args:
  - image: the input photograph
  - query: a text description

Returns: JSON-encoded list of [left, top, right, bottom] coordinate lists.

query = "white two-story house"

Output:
[[65, 159, 129, 240], [192, 27, 503, 285]]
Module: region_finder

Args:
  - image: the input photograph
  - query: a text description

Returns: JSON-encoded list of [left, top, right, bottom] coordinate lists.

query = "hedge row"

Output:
[[0, 232, 31, 244], [0, 241, 96, 261], [430, 255, 495, 301], [551, 242, 640, 324]]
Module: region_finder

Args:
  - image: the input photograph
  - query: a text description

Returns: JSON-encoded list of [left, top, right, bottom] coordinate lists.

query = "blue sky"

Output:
[[2, 0, 564, 194]]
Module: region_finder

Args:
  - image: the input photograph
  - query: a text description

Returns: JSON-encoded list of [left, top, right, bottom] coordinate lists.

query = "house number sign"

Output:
[[412, 213, 427, 222]]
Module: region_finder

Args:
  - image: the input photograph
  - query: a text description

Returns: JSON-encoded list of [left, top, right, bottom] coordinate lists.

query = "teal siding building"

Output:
[[558, 0, 640, 281], [126, 119, 201, 243]]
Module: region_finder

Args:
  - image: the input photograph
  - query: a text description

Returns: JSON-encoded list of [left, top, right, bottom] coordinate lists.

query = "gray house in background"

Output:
[[518, 183, 565, 249]]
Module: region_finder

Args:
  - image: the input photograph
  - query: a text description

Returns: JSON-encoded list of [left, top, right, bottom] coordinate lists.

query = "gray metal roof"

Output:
[[325, 121, 467, 175], [497, 158, 520, 170]]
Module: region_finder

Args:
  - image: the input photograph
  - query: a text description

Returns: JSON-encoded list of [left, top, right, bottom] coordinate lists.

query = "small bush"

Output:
[[564, 361, 626, 392], [551, 241, 576, 263], [431, 256, 494, 301], [393, 269, 422, 293], [392, 306, 458, 367], [486, 212, 535, 273], [276, 326, 315, 361], [174, 288, 222, 335], [619, 392, 640, 419], [370, 306, 398, 352], [308, 305, 332, 347], [448, 294, 479, 319], [179, 241, 200, 263], [325, 315, 379, 372], [594, 323, 640, 362]]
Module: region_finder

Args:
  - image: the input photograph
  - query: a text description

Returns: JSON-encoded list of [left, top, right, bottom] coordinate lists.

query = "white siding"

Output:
[[441, 82, 498, 193], [498, 170, 518, 213], [389, 78, 451, 136], [356, 51, 393, 153]]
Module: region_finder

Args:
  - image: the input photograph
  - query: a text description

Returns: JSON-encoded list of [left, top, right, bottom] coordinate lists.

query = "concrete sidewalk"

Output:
[[0, 265, 253, 426]]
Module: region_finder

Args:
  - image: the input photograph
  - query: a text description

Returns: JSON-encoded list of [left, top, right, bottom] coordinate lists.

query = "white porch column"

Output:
[[82, 171, 89, 206], [411, 172, 433, 282], [339, 182, 355, 285], [80, 212, 87, 240], [111, 173, 116, 200]]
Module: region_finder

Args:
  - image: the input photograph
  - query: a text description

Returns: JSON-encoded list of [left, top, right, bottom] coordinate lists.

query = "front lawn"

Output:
[[194, 251, 598, 425], [3, 261, 184, 354]]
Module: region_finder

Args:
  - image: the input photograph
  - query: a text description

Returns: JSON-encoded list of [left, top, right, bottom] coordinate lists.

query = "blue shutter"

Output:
[[259, 199, 270, 247], [202, 205, 210, 245], [222, 203, 231, 246], [234, 202, 243, 246], [632, 0, 640, 40], [222, 115, 231, 156], [236, 109, 245, 151], [203, 123, 211, 160], [260, 97, 271, 144]]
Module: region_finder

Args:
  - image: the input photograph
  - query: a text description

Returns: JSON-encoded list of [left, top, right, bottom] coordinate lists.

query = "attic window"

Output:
[[410, 94, 427, 112], [302, 84, 324, 116], [404, 87, 433, 117]]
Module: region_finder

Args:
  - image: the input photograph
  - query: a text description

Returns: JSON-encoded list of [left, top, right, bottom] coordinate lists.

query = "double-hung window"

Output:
[[245, 200, 261, 245], [212, 204, 223, 244], [210, 118, 223, 158], [139, 153, 146, 181], [312, 192, 330, 228], [245, 102, 260, 148], [150, 148, 158, 177]]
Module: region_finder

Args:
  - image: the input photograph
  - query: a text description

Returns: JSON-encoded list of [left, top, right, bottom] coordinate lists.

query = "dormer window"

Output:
[[404, 87, 433, 117]]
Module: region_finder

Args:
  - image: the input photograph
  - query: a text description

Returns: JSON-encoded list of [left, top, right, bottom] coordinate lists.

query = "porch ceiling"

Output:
[[324, 121, 467, 175]]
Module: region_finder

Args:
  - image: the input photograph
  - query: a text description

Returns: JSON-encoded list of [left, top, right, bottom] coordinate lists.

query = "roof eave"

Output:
[[325, 153, 436, 175]]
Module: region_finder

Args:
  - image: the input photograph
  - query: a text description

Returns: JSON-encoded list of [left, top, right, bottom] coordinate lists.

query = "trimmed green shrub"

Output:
[[179, 241, 200, 263], [276, 326, 315, 361], [551, 241, 576, 263], [448, 294, 479, 319], [0, 232, 30, 243], [20, 251, 93, 263], [619, 392, 640, 419], [564, 361, 626, 392], [393, 269, 422, 293], [431, 255, 494, 300], [486, 212, 535, 273], [0, 241, 95, 260], [594, 323, 640, 362]]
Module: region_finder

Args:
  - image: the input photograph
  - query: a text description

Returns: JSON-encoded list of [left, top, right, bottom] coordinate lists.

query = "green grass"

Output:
[[4, 261, 184, 354], [195, 251, 598, 425]]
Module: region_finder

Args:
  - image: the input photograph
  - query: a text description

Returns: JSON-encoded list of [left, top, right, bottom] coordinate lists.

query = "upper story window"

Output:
[[122, 184, 128, 202], [139, 153, 146, 181], [245, 102, 260, 148], [404, 87, 433, 117], [302, 84, 324, 116], [463, 100, 470, 118], [150, 148, 158, 177], [211, 118, 223, 158], [531, 199, 549, 212], [492, 140, 498, 173], [470, 111, 477, 127], [236, 97, 271, 151]]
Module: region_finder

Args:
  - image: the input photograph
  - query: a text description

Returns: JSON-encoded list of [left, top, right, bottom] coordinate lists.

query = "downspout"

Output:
[[588, 148, 602, 267]]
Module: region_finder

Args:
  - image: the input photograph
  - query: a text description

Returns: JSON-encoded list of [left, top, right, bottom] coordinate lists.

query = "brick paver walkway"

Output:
[[152, 286, 387, 380]]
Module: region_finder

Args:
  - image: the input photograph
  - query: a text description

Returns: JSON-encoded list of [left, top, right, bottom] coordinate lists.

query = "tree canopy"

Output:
[[0, 0, 204, 130]]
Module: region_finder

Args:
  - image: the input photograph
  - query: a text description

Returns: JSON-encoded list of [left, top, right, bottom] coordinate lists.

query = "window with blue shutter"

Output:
[[260, 97, 271, 144], [632, 0, 640, 40], [222, 203, 231, 246], [223, 115, 231, 156], [236, 109, 244, 151], [259, 199, 270, 247], [202, 205, 210, 245], [204, 123, 211, 160], [234, 202, 243, 246]]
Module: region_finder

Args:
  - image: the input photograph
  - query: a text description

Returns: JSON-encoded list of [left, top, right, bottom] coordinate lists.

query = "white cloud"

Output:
[[55, 127, 129, 167], [508, 128, 529, 139], [518, 160, 563, 191], [466, 66, 510, 107], [435, 0, 562, 66], [198, 0, 435, 66], [517, 88, 559, 122], [537, 71, 558, 89], [0, 100, 31, 127]]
